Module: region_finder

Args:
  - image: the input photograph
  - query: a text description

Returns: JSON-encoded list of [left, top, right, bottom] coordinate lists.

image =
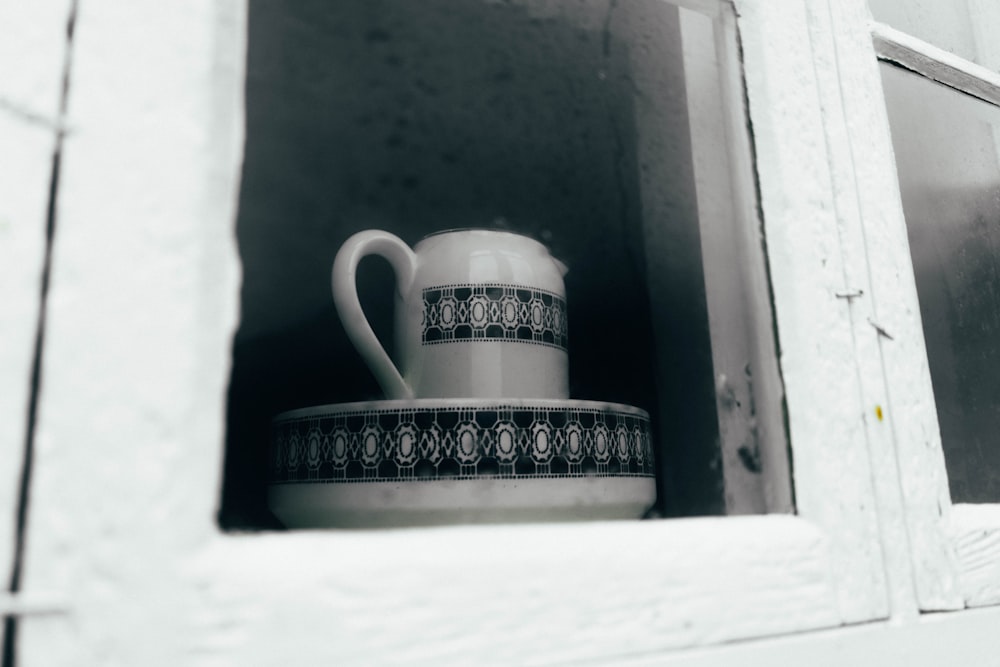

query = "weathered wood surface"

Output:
[[0, 0, 73, 598], [183, 517, 838, 666], [951, 504, 1000, 607], [735, 0, 888, 623], [620, 604, 1000, 667], [820, 0, 963, 612], [16, 0, 246, 664]]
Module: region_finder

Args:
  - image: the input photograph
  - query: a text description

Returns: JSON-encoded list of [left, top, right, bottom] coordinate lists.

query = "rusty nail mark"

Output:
[[867, 318, 894, 340]]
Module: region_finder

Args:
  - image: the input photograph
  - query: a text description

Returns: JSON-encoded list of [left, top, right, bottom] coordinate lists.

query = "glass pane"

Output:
[[880, 61, 1000, 502], [868, 0, 1000, 70], [221, 0, 789, 528]]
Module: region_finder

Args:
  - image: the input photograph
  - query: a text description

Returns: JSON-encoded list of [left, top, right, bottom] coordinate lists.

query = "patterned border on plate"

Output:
[[269, 404, 653, 484], [421, 283, 568, 350]]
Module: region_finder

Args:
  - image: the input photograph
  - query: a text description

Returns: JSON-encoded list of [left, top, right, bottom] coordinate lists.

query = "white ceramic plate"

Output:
[[268, 398, 656, 528]]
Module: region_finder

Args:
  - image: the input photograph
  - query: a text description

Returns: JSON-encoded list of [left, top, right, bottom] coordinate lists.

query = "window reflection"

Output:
[[881, 62, 1000, 502]]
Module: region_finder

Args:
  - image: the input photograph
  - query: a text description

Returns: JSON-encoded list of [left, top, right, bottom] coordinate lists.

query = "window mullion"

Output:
[[735, 0, 890, 622]]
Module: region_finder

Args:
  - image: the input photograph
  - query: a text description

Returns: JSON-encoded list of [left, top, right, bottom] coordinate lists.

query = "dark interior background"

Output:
[[220, 0, 722, 528]]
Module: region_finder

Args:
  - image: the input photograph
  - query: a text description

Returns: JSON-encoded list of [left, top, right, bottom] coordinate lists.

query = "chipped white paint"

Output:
[[0, 110, 49, 609], [804, 0, 959, 615], [950, 504, 1000, 607], [0, 0, 73, 596], [617, 604, 1000, 666], [0, 1, 73, 124], [17, 0, 246, 664], [735, 0, 888, 622], [186, 517, 837, 666]]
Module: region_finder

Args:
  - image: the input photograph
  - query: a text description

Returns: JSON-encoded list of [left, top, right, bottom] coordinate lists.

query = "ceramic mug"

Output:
[[332, 229, 569, 399]]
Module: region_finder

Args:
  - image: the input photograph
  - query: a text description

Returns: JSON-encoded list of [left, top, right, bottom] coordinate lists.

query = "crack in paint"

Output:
[[0, 99, 65, 133], [3, 1, 79, 665]]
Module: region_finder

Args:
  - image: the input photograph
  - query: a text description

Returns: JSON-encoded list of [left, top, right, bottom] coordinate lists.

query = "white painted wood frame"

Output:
[[857, 18, 1000, 611], [0, 0, 74, 620], [793, 0, 961, 614], [620, 604, 1000, 666], [15, 0, 993, 663]]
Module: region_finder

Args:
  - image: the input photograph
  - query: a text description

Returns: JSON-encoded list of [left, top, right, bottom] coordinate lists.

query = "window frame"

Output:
[[862, 18, 1000, 610], [12, 0, 969, 662], [0, 0, 74, 620]]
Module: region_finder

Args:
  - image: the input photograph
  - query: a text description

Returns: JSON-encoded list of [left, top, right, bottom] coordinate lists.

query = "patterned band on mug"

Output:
[[421, 283, 568, 350]]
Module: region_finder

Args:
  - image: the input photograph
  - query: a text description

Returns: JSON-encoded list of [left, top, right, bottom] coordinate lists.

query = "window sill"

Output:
[[616, 605, 1000, 667], [950, 503, 1000, 608], [188, 515, 842, 664]]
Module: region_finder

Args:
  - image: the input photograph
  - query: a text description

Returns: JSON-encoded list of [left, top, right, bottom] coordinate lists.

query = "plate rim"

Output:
[[272, 398, 651, 422]]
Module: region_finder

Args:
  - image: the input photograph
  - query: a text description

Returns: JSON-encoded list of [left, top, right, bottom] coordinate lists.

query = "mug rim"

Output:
[[417, 227, 547, 249]]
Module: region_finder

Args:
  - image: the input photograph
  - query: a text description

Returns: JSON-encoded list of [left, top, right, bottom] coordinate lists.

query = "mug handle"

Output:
[[332, 230, 418, 400]]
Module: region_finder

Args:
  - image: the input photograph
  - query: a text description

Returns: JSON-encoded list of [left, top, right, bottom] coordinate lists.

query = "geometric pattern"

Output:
[[269, 403, 653, 484], [422, 283, 568, 351]]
